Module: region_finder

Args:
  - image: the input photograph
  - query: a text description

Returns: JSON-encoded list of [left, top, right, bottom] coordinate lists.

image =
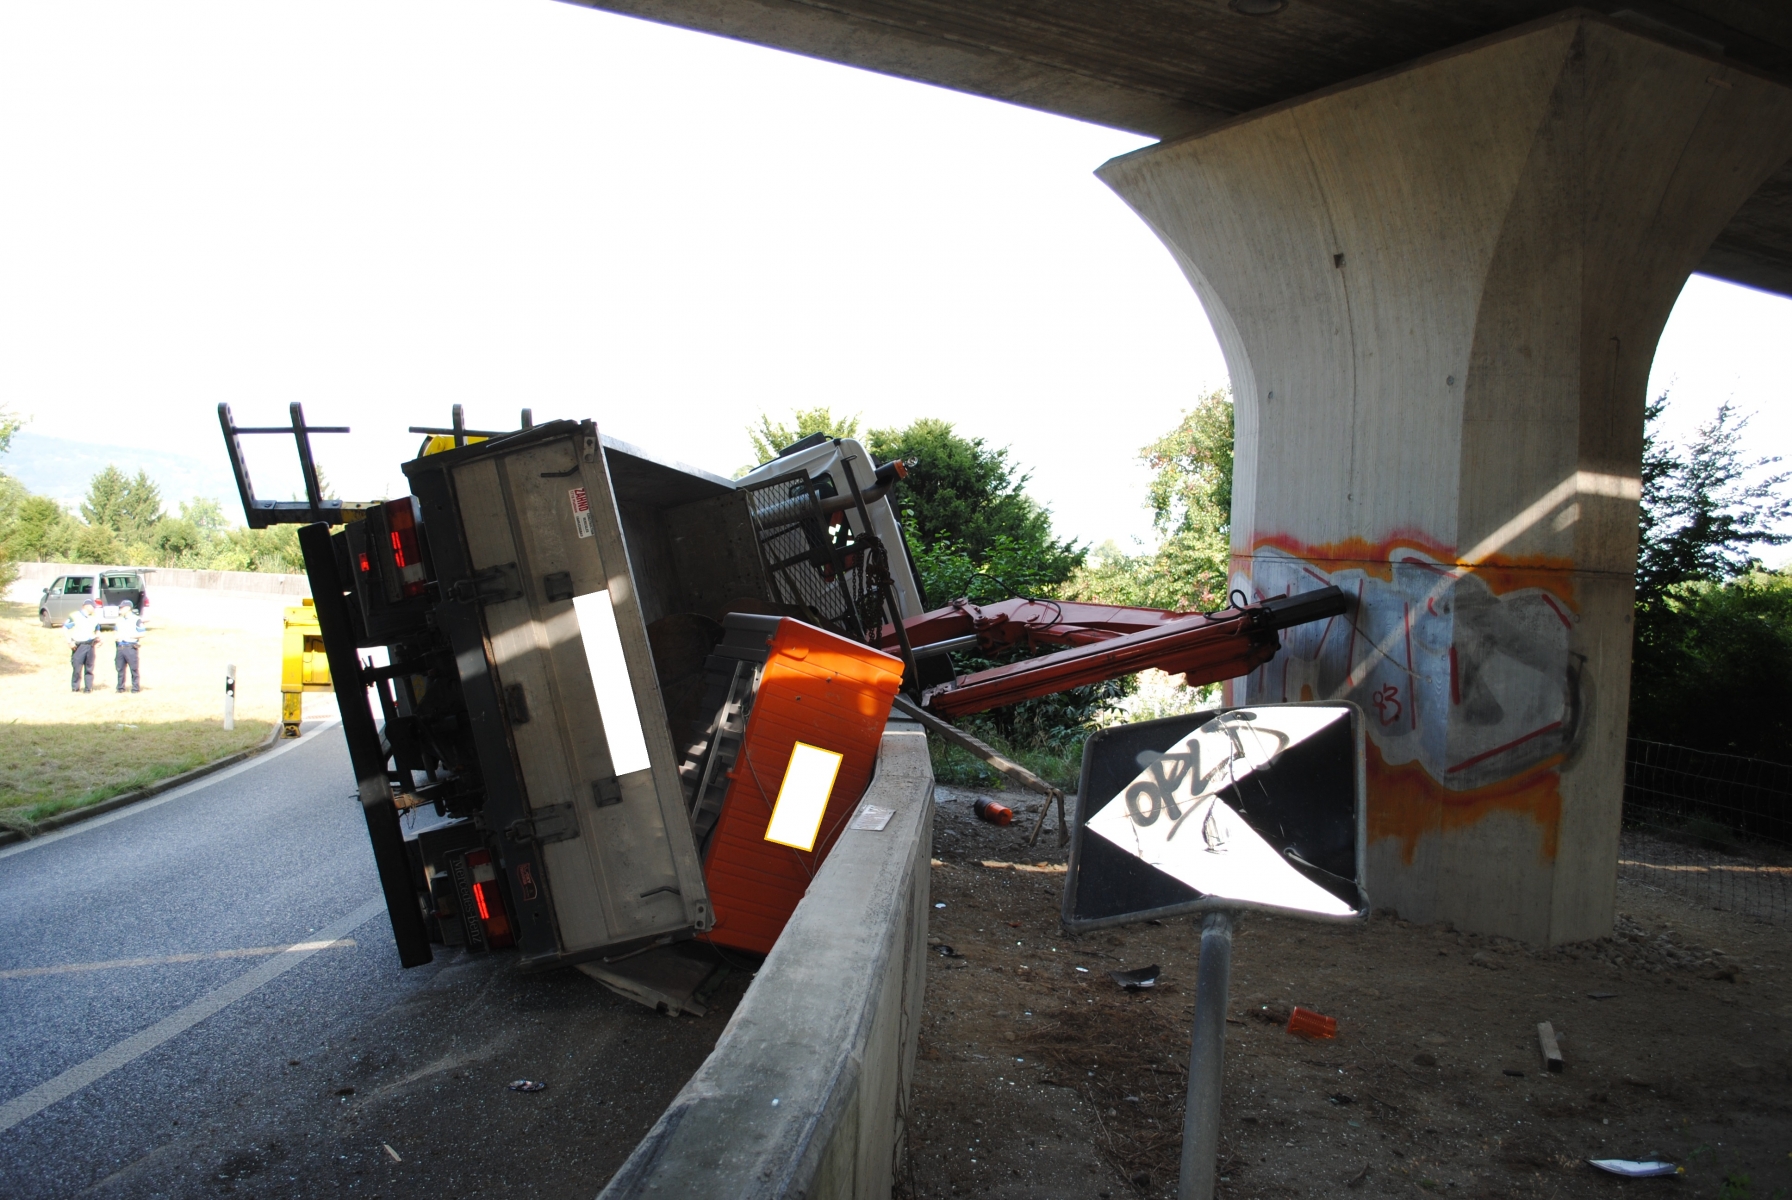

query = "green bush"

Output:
[[1629, 569, 1792, 760]]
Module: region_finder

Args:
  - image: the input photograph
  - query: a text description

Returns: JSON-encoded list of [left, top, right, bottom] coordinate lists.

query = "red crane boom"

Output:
[[882, 588, 1348, 718]]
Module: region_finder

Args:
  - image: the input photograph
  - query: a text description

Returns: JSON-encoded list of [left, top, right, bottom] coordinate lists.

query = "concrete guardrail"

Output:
[[599, 718, 935, 1200], [11, 562, 310, 596]]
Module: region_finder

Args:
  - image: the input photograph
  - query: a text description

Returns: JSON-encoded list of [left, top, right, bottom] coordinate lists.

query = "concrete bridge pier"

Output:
[[1099, 14, 1792, 943]]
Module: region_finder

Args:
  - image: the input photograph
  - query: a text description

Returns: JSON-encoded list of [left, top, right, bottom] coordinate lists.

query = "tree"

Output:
[[1630, 395, 1792, 761], [74, 521, 121, 565], [0, 402, 21, 457], [80, 466, 165, 542], [5, 495, 82, 562], [179, 497, 229, 533], [0, 473, 22, 590], [1064, 390, 1235, 612], [1636, 396, 1790, 612], [866, 418, 1081, 599], [1628, 570, 1792, 759], [745, 407, 862, 467], [1143, 387, 1234, 539], [209, 524, 303, 573]]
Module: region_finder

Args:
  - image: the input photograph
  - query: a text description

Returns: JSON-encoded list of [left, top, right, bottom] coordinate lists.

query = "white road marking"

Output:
[[0, 896, 385, 1134], [0, 939, 358, 980], [0, 718, 341, 862]]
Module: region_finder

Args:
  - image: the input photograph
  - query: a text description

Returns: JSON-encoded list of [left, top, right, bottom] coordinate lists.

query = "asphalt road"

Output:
[[0, 723, 746, 1198]]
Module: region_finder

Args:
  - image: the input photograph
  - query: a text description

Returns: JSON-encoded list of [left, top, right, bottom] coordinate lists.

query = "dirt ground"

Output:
[[900, 784, 1791, 1200]]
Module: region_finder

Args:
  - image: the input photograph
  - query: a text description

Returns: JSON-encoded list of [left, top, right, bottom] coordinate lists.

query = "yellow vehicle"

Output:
[[281, 598, 331, 736]]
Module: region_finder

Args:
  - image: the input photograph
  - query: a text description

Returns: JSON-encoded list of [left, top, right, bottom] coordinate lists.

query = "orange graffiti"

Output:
[[1365, 741, 1563, 865], [1238, 533, 1579, 607]]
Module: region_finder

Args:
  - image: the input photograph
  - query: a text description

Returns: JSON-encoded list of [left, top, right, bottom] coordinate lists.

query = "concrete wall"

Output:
[[1099, 14, 1792, 944], [599, 720, 933, 1200], [10, 562, 310, 598]]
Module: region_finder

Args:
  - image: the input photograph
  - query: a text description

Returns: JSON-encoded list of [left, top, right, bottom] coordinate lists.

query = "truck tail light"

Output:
[[384, 498, 428, 598], [465, 849, 515, 948]]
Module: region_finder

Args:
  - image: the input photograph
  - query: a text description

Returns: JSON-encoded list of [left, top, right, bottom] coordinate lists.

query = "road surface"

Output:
[[0, 723, 746, 1197]]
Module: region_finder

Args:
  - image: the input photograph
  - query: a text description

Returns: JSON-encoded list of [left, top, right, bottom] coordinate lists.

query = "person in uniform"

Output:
[[65, 600, 99, 693], [114, 599, 144, 694]]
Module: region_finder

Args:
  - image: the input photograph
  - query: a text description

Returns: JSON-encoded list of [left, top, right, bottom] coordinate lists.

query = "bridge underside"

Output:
[[564, 0, 1792, 297], [556, 1, 1792, 943]]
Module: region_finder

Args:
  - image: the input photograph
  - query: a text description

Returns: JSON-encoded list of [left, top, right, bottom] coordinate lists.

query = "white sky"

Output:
[[1, 0, 1787, 560]]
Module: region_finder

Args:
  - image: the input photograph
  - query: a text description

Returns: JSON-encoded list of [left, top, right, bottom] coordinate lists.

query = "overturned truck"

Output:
[[220, 405, 1344, 995]]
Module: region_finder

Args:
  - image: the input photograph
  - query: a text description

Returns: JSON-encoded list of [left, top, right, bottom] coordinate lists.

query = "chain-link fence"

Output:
[[1619, 738, 1792, 925]]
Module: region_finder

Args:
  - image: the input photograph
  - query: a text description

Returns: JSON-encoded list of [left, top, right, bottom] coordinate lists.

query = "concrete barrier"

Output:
[[11, 562, 310, 597], [599, 719, 934, 1200]]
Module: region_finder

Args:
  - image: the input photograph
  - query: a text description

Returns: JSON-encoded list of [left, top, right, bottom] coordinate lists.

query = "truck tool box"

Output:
[[681, 613, 904, 954]]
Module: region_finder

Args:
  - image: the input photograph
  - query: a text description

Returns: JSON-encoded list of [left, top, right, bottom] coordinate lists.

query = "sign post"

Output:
[[1060, 703, 1368, 1200]]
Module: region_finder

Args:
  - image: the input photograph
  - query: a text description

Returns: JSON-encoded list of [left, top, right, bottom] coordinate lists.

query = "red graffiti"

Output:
[[1372, 683, 1403, 726]]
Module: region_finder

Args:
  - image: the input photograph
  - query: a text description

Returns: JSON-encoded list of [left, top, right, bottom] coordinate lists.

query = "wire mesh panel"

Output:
[[740, 469, 893, 643], [1620, 738, 1791, 925]]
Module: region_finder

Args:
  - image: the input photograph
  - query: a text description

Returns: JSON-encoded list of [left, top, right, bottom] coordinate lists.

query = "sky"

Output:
[[0, 0, 1787, 560]]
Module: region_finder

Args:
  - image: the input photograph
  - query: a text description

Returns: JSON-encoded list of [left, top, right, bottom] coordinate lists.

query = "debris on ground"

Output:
[[897, 782, 1792, 1200], [1588, 1159, 1682, 1177], [1539, 1020, 1566, 1072], [973, 797, 1013, 826], [507, 1080, 546, 1093], [1285, 1005, 1337, 1038], [1108, 965, 1159, 991]]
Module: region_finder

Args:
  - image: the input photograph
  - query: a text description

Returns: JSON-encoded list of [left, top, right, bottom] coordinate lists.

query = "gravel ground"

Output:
[[900, 784, 1792, 1200]]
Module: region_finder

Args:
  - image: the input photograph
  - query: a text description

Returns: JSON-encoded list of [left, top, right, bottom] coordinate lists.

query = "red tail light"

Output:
[[465, 849, 514, 948], [383, 498, 428, 598]]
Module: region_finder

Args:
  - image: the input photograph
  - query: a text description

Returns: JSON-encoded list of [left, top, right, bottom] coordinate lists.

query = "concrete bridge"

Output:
[[559, 0, 1792, 947]]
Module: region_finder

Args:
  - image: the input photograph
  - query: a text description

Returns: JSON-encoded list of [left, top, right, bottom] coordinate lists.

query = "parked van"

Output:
[[39, 571, 150, 629]]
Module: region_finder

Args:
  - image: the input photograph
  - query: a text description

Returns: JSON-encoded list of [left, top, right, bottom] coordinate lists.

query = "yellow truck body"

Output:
[[281, 598, 332, 736]]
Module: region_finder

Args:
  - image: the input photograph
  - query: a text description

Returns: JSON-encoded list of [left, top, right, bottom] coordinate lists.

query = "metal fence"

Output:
[[1619, 738, 1792, 925]]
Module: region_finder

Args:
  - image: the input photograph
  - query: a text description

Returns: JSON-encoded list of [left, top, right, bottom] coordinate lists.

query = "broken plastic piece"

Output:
[[1588, 1160, 1680, 1178], [974, 798, 1013, 826], [508, 1079, 547, 1093], [1108, 965, 1159, 990], [1286, 1007, 1337, 1039]]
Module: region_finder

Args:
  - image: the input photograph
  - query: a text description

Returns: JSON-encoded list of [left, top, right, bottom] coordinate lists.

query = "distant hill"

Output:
[[0, 432, 238, 512]]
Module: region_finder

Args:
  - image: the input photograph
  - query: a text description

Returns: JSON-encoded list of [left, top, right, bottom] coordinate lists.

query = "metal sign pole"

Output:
[[1179, 909, 1235, 1200]]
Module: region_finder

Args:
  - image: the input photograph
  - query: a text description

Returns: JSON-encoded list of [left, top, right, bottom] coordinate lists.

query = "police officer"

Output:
[[114, 599, 145, 694], [65, 600, 100, 693]]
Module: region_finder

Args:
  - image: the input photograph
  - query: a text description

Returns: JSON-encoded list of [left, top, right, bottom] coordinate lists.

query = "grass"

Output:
[[923, 671, 1216, 793], [926, 729, 1086, 792], [0, 597, 287, 833], [0, 719, 272, 831]]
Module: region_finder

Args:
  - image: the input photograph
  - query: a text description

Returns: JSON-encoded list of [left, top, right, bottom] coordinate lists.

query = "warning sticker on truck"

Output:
[[569, 487, 593, 539]]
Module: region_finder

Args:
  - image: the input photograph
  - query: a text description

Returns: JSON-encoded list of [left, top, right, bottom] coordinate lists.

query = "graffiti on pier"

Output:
[[1234, 534, 1584, 861]]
